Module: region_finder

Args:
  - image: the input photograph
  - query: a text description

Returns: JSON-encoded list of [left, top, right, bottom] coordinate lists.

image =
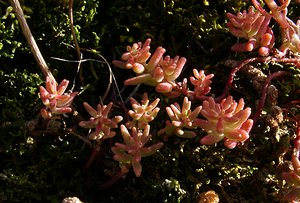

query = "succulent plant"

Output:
[[39, 76, 78, 119], [196, 96, 253, 149], [159, 97, 202, 138], [226, 6, 274, 56], [126, 93, 160, 129], [112, 38, 186, 94], [112, 124, 163, 177], [189, 69, 214, 100], [79, 102, 123, 141]]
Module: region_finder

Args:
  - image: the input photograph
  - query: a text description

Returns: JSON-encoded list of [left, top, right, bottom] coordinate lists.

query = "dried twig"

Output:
[[9, 0, 56, 82]]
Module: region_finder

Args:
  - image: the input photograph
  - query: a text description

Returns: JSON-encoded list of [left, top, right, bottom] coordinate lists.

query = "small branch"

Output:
[[252, 70, 288, 125], [215, 57, 270, 102], [68, 0, 81, 60], [9, 0, 55, 82], [216, 56, 300, 102], [84, 142, 101, 169], [99, 167, 129, 189]]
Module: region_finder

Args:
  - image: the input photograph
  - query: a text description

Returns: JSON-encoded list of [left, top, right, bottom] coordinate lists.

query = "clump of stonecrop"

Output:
[[227, 0, 300, 56], [113, 39, 254, 149], [39, 76, 78, 119], [37, 0, 300, 194], [79, 102, 123, 141]]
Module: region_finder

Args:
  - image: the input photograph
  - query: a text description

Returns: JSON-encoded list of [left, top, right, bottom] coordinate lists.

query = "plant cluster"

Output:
[[1, 0, 300, 202]]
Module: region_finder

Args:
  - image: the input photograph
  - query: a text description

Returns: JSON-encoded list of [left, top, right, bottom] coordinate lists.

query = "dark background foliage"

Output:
[[1, 0, 300, 202]]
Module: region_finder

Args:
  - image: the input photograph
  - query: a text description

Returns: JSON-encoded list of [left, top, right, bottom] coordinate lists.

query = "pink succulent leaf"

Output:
[[56, 79, 69, 95], [124, 73, 157, 86], [182, 97, 191, 115], [132, 160, 142, 177], [147, 98, 160, 110], [120, 124, 135, 145], [111, 60, 127, 69], [83, 102, 98, 117], [40, 108, 52, 119], [128, 110, 143, 120], [79, 120, 98, 129], [194, 119, 214, 131], [200, 132, 225, 145], [132, 63, 145, 74], [141, 125, 151, 144], [112, 146, 132, 163], [39, 86, 50, 105], [155, 82, 174, 93], [173, 120, 185, 128], [152, 66, 165, 82], [230, 40, 257, 52], [140, 142, 164, 157], [223, 138, 238, 149], [282, 171, 300, 186], [45, 76, 57, 94], [189, 106, 202, 120], [146, 46, 166, 72], [56, 93, 77, 107], [101, 117, 119, 128], [225, 129, 249, 141], [216, 118, 224, 133], [52, 106, 72, 115], [113, 116, 123, 124], [114, 142, 133, 152], [282, 187, 300, 202], [170, 104, 182, 117], [241, 119, 254, 133], [292, 156, 300, 176], [233, 98, 246, 113]]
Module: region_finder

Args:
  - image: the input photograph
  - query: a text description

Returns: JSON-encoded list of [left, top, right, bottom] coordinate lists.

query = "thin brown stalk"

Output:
[[68, 0, 81, 60], [9, 0, 55, 82]]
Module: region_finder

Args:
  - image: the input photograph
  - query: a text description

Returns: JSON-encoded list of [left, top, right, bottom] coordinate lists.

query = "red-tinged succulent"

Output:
[[196, 96, 253, 149], [154, 55, 187, 93], [159, 97, 202, 138], [112, 38, 186, 94], [282, 123, 300, 202], [39, 76, 78, 119], [113, 38, 151, 74], [111, 125, 163, 177], [164, 78, 189, 99], [189, 69, 214, 100], [127, 93, 160, 129], [252, 0, 300, 54], [79, 102, 123, 141], [226, 6, 274, 56]]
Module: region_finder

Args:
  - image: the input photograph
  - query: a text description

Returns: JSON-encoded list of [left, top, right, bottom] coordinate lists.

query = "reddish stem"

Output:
[[251, 70, 288, 125], [294, 116, 300, 157], [99, 167, 129, 189], [215, 57, 271, 102], [216, 56, 300, 103], [84, 144, 101, 169]]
